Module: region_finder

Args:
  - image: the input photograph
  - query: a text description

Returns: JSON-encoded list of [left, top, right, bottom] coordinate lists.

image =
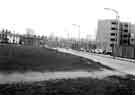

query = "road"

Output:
[[57, 48, 135, 75]]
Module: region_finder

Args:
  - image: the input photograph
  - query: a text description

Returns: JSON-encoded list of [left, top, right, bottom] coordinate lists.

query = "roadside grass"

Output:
[[0, 44, 114, 73], [0, 75, 135, 95]]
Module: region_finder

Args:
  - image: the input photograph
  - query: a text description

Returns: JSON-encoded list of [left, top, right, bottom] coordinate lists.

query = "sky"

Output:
[[0, 0, 135, 40]]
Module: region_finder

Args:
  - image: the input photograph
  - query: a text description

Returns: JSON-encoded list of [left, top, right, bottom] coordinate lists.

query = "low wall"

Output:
[[113, 45, 135, 59]]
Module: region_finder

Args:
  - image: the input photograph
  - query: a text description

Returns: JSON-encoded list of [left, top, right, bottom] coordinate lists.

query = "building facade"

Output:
[[119, 22, 131, 46], [130, 24, 135, 46], [96, 19, 135, 53], [96, 19, 118, 52], [20, 35, 41, 46]]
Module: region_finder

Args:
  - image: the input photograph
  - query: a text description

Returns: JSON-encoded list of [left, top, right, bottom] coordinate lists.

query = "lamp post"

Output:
[[104, 8, 120, 58], [72, 24, 81, 50], [72, 24, 80, 41]]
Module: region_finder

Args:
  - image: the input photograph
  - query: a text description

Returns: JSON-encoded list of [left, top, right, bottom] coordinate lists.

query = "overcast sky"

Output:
[[0, 0, 135, 40]]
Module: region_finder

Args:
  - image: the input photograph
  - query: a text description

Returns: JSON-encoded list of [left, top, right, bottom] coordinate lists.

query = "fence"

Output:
[[113, 45, 135, 59]]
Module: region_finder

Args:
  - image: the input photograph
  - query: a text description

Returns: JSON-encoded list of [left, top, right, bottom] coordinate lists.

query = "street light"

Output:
[[104, 8, 120, 57], [104, 8, 120, 44], [72, 24, 81, 50], [104, 8, 119, 17], [72, 24, 80, 41]]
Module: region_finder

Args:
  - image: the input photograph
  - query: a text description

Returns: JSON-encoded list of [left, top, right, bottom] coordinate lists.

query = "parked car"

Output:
[[104, 50, 112, 55], [80, 48, 85, 51], [91, 49, 96, 53], [86, 49, 90, 52], [95, 49, 104, 54]]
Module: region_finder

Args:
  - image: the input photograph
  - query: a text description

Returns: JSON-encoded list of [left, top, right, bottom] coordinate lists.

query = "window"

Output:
[[110, 33, 116, 36], [124, 29, 128, 32], [111, 27, 117, 30], [123, 40, 128, 43], [131, 39, 134, 42], [124, 24, 128, 27], [111, 22, 117, 25], [110, 44, 114, 47], [123, 35, 128, 37], [110, 38, 116, 41]]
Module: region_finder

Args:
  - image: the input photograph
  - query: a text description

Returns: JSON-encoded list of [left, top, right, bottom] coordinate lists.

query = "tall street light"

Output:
[[72, 24, 81, 50], [104, 8, 120, 57], [72, 24, 80, 41]]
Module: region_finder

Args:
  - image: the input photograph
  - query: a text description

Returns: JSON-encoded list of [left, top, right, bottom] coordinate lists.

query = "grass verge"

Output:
[[0, 44, 113, 73], [0, 75, 135, 95]]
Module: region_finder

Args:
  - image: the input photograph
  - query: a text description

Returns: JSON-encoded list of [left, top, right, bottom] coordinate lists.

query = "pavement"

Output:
[[0, 69, 125, 84], [57, 48, 135, 75], [94, 53, 135, 63]]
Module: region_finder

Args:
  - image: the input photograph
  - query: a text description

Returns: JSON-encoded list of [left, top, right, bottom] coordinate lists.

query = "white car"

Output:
[[95, 49, 103, 54]]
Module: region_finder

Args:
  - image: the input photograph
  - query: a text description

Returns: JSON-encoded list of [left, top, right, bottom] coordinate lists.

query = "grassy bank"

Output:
[[0, 75, 134, 95], [0, 44, 113, 73]]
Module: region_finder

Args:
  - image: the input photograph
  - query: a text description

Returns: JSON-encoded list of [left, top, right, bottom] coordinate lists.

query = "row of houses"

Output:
[[0, 29, 43, 46], [96, 19, 135, 58]]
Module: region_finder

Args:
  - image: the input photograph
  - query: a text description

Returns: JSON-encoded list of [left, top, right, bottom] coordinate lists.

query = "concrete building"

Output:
[[96, 19, 118, 52], [96, 19, 135, 52], [119, 22, 131, 46], [20, 35, 41, 46], [130, 24, 135, 46]]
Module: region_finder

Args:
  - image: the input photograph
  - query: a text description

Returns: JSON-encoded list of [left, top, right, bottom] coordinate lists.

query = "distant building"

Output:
[[96, 19, 118, 52], [0, 29, 20, 44], [96, 19, 135, 52], [130, 24, 135, 46], [119, 22, 131, 46], [20, 35, 41, 46]]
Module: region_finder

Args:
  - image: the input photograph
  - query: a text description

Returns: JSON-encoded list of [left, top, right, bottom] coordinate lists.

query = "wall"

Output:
[[113, 45, 135, 59]]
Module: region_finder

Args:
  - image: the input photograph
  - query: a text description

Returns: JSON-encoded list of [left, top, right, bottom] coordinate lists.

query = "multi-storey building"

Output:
[[130, 24, 135, 46], [96, 19, 118, 52], [119, 22, 131, 46], [96, 19, 135, 53]]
